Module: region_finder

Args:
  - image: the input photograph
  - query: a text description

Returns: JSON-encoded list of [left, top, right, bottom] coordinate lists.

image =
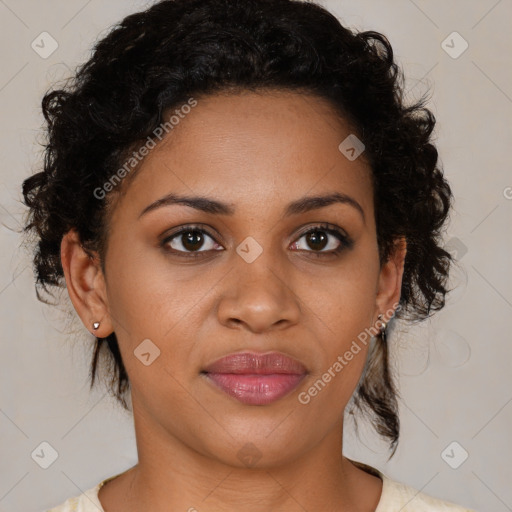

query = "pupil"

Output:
[[183, 231, 203, 251], [307, 231, 327, 251]]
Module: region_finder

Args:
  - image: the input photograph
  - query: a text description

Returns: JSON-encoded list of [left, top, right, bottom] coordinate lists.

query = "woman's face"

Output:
[[66, 90, 404, 468]]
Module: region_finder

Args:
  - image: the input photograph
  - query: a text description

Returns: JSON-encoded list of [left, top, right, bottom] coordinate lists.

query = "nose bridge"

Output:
[[239, 255, 285, 300], [217, 243, 300, 332]]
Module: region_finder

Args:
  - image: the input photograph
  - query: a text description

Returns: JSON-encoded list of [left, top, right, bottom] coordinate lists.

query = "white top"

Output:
[[46, 462, 477, 512]]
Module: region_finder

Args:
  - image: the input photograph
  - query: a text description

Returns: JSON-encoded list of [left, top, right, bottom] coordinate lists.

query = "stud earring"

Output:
[[93, 322, 100, 330]]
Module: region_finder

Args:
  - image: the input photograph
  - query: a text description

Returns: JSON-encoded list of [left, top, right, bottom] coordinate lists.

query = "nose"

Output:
[[216, 256, 301, 334]]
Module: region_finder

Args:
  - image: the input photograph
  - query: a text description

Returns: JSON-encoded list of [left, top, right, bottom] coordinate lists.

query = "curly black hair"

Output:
[[21, 0, 453, 457]]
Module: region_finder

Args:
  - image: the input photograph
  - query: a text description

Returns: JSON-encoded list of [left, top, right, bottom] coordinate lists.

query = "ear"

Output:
[[374, 237, 407, 323], [60, 228, 113, 337]]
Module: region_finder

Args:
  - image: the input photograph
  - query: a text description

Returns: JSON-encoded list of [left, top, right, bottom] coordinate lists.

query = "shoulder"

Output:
[[347, 459, 477, 512], [378, 473, 477, 512], [46, 468, 133, 511], [45, 482, 104, 512]]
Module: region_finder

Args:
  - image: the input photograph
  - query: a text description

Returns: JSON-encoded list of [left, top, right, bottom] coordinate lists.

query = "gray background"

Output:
[[1, 1, 511, 511]]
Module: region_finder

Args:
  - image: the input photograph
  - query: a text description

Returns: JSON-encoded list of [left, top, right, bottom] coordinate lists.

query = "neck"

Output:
[[100, 406, 383, 512]]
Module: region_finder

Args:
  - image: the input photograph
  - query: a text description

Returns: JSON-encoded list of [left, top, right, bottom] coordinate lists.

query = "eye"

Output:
[[290, 224, 352, 255], [161, 225, 223, 255], [160, 223, 352, 258]]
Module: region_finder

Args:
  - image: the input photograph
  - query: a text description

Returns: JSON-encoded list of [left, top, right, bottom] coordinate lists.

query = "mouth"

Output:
[[201, 351, 308, 406]]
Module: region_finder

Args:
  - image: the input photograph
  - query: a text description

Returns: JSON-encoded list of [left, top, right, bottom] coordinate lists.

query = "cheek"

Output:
[[104, 237, 201, 337], [299, 243, 379, 393], [103, 237, 227, 388], [298, 278, 375, 417], [305, 248, 380, 340]]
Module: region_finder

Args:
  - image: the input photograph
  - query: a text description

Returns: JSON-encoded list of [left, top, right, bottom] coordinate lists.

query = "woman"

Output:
[[22, 0, 476, 510]]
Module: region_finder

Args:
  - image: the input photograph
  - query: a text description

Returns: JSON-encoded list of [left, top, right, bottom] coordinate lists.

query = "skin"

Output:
[[61, 90, 407, 512]]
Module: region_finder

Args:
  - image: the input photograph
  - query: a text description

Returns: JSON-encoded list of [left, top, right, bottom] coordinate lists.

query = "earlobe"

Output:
[[375, 237, 407, 321], [60, 229, 113, 337]]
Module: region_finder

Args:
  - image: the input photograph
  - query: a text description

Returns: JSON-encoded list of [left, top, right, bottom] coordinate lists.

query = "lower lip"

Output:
[[203, 373, 306, 405]]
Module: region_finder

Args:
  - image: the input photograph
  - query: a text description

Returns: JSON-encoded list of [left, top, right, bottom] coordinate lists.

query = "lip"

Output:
[[202, 351, 307, 405]]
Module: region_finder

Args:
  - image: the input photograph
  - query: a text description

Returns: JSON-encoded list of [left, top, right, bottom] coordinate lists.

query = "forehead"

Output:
[[110, 90, 373, 220]]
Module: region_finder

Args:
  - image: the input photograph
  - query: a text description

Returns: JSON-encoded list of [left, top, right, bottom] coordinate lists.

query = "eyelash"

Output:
[[160, 223, 353, 259]]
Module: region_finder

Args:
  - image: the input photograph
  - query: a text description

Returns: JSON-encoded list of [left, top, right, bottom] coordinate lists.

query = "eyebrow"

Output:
[[138, 192, 365, 223]]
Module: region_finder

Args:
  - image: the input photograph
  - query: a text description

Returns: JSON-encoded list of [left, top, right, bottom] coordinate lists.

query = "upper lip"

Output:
[[203, 351, 307, 375]]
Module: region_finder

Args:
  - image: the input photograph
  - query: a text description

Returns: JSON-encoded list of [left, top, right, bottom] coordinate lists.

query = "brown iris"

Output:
[[181, 230, 204, 251], [305, 230, 328, 251]]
